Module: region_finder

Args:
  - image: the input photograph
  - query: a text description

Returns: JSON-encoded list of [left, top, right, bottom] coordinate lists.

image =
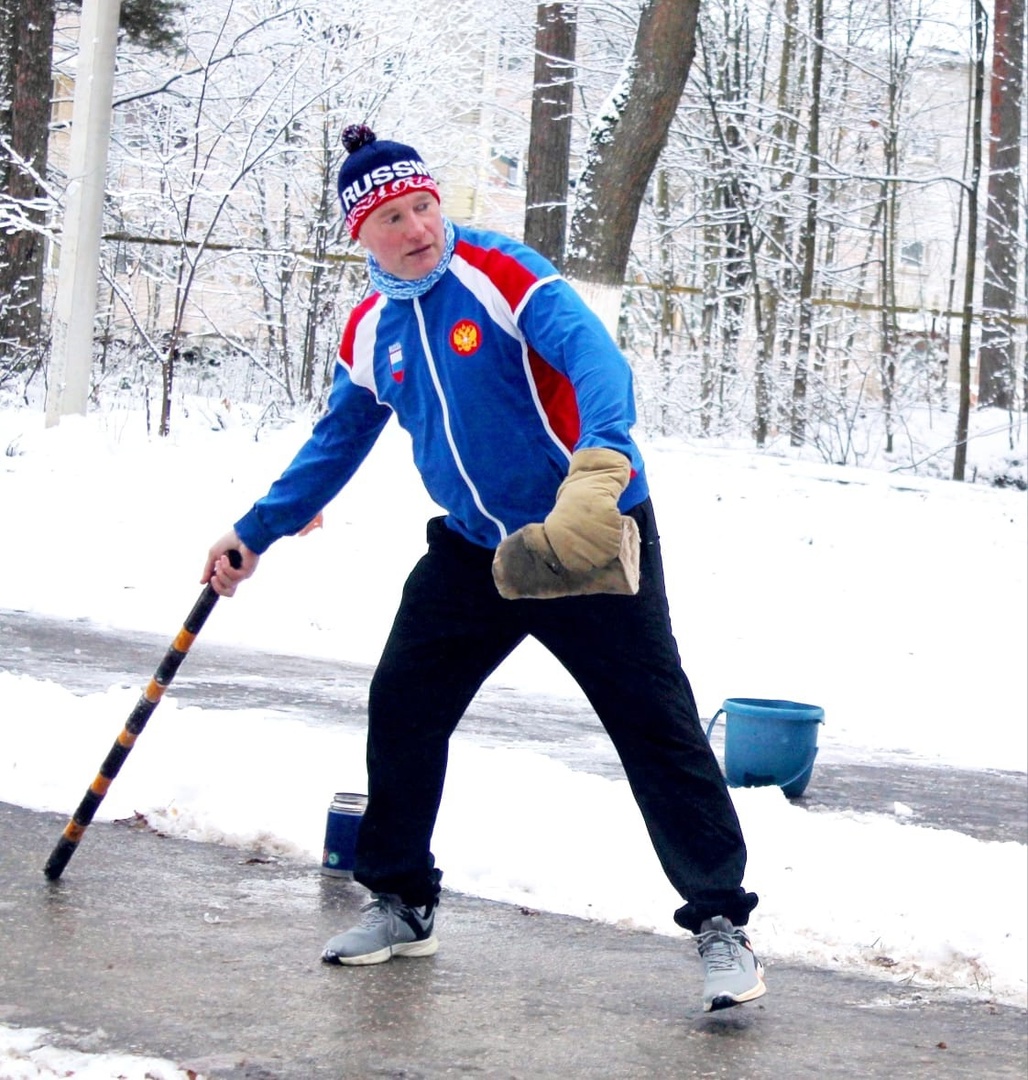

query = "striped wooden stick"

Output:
[[43, 551, 241, 881]]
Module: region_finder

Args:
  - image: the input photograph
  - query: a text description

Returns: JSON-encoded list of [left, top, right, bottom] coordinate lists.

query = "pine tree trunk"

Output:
[[524, 2, 577, 268], [0, 0, 55, 364], [565, 0, 700, 293], [977, 0, 1025, 409]]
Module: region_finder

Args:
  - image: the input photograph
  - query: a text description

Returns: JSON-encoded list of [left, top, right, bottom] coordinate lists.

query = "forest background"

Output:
[[0, 0, 1025, 487]]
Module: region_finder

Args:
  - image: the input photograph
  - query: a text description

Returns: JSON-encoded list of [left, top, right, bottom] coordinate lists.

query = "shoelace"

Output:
[[696, 928, 745, 972], [357, 896, 397, 926]]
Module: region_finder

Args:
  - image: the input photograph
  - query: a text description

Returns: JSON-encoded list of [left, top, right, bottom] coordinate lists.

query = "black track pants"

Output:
[[353, 499, 758, 931]]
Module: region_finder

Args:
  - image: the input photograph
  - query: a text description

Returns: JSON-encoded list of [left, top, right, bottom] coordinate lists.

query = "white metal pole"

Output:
[[45, 0, 122, 427]]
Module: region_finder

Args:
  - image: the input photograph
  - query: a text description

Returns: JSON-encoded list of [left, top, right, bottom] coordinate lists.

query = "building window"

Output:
[[906, 131, 938, 163], [900, 240, 924, 267], [494, 153, 522, 188], [498, 34, 526, 72]]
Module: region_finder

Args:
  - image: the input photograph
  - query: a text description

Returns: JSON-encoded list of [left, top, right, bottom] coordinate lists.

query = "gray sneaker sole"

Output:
[[704, 967, 767, 1012], [322, 934, 439, 967]]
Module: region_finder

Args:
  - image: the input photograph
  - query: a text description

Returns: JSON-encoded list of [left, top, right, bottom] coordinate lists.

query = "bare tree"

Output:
[[755, 0, 803, 448], [869, 0, 920, 455], [954, 0, 988, 481], [147, 8, 353, 434], [93, 0, 498, 429], [789, 0, 824, 447]]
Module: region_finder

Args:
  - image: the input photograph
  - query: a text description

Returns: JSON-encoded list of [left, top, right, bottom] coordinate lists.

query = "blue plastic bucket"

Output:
[[321, 792, 367, 878], [706, 698, 824, 798]]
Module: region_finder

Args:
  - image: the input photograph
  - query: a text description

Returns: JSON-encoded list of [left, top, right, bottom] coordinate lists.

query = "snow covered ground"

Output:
[[0, 1025, 197, 1080], [1, 398, 1025, 1076]]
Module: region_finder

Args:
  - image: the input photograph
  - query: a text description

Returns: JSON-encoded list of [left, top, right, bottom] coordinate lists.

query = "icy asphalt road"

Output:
[[2, 799, 1027, 1080], [1, 610, 1026, 1080]]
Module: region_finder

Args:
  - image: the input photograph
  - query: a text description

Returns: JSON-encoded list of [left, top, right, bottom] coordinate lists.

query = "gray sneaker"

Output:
[[321, 893, 438, 966], [696, 916, 766, 1012]]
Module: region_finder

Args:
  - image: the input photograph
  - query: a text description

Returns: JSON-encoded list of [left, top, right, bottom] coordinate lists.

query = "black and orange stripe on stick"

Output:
[[43, 550, 242, 881]]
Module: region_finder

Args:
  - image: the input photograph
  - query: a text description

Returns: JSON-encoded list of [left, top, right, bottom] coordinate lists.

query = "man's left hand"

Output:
[[491, 447, 640, 599]]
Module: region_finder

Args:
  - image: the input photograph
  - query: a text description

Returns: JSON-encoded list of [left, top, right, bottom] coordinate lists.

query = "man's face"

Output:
[[358, 191, 445, 280]]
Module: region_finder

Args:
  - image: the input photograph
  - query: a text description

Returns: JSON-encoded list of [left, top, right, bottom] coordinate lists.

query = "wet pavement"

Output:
[[1, 610, 1026, 1079], [3, 802, 1027, 1080]]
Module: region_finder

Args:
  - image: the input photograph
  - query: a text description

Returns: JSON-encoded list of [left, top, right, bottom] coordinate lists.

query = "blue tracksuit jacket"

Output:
[[234, 225, 649, 553]]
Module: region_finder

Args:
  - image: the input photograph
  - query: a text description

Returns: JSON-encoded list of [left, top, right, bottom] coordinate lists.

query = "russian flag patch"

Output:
[[388, 343, 404, 383]]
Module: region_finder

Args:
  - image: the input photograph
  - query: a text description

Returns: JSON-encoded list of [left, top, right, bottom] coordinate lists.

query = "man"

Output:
[[203, 124, 765, 1012]]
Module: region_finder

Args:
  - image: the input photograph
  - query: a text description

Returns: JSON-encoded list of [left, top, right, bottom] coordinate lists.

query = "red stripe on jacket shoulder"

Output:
[[455, 239, 540, 312], [339, 292, 382, 368], [527, 348, 580, 453]]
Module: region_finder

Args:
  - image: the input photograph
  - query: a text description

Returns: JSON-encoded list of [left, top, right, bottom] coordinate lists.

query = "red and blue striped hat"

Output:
[[337, 125, 440, 240]]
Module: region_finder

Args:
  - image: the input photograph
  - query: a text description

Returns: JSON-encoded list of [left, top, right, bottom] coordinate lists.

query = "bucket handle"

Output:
[[775, 746, 819, 794], [705, 709, 818, 795], [705, 709, 725, 740]]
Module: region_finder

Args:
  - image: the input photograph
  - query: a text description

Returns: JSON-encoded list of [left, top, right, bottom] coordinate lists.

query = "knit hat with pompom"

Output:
[[337, 124, 439, 240]]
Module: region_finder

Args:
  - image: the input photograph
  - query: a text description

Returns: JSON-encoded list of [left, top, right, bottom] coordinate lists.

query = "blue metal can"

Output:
[[321, 792, 367, 878]]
